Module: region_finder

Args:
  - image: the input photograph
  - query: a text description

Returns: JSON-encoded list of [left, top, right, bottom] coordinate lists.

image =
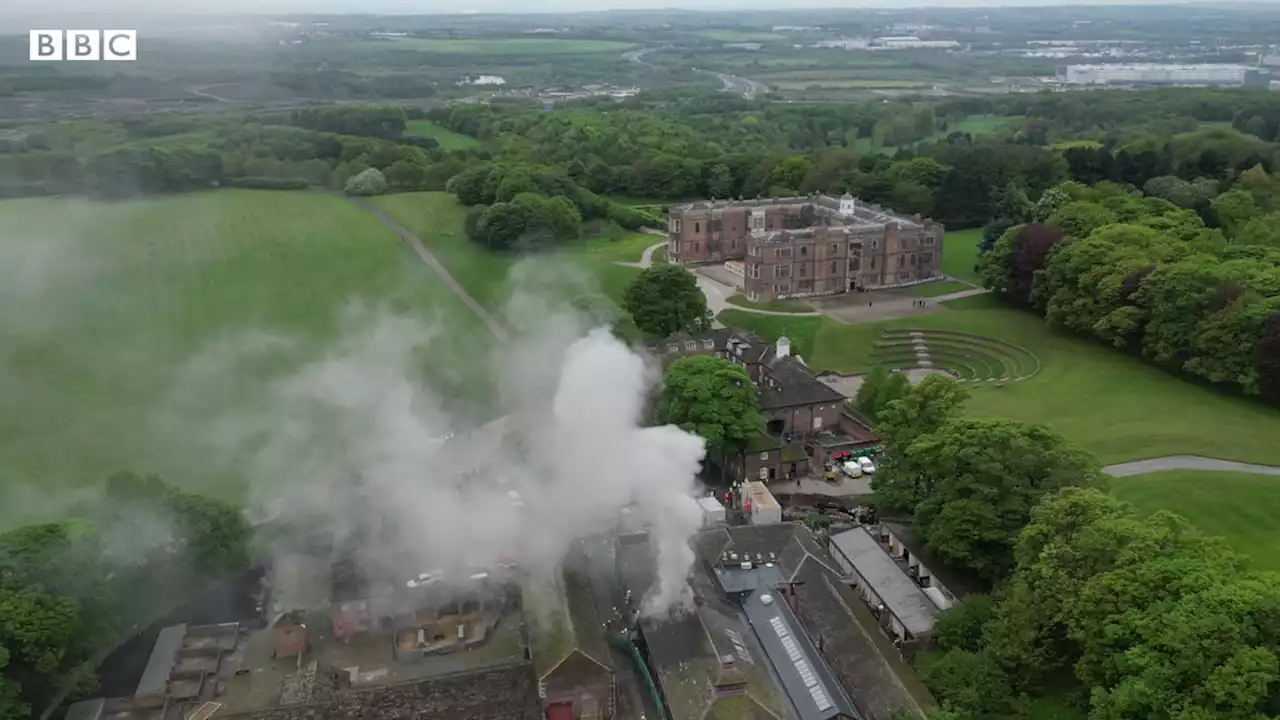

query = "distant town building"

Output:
[[870, 36, 960, 50], [666, 193, 945, 301], [1063, 63, 1251, 86], [458, 75, 507, 86]]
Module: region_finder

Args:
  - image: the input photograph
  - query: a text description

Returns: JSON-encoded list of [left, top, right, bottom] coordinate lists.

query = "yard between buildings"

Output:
[[1112, 470, 1280, 572], [0, 189, 493, 516], [720, 295, 1280, 467]]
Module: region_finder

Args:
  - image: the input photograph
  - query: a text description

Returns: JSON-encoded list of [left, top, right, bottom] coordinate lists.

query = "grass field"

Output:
[[372, 192, 654, 312], [381, 37, 636, 54], [0, 190, 492, 511], [405, 120, 483, 150], [726, 294, 815, 312], [719, 294, 1280, 466], [1112, 471, 1280, 571], [943, 228, 983, 283]]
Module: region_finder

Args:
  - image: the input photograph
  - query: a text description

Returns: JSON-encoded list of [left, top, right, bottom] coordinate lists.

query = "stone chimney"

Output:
[[776, 336, 791, 358]]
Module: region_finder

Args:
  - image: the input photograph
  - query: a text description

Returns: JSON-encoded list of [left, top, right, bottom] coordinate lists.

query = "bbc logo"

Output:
[[30, 30, 137, 61]]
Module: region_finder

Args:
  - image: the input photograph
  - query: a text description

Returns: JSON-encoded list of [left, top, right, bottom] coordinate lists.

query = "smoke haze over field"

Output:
[[163, 269, 708, 617]]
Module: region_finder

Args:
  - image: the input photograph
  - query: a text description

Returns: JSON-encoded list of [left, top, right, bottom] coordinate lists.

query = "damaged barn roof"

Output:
[[520, 551, 613, 681]]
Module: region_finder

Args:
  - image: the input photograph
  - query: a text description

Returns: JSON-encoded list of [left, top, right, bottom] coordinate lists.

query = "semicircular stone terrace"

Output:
[[870, 328, 1042, 383]]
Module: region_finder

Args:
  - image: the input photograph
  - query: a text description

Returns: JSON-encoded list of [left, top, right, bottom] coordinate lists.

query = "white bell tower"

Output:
[[839, 192, 856, 217]]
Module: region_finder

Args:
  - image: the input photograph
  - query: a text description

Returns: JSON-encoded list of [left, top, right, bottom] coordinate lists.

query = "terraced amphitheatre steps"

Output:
[[873, 338, 1032, 378], [873, 328, 1042, 384]]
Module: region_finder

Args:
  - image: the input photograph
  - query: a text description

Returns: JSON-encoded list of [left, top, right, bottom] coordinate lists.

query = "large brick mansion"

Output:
[[666, 193, 945, 302]]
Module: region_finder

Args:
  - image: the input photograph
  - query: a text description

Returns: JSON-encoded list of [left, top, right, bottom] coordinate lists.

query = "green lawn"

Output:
[[1112, 471, 1280, 571], [908, 279, 973, 297], [726, 294, 815, 313], [381, 37, 637, 54], [943, 228, 982, 283], [720, 297, 1280, 466], [0, 190, 491, 515], [372, 192, 654, 311], [404, 120, 482, 150]]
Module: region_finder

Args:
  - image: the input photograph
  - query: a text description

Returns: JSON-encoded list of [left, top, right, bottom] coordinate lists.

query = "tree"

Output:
[[892, 419, 1101, 580], [853, 366, 889, 419], [622, 265, 712, 338], [474, 202, 532, 251], [932, 595, 996, 653], [873, 373, 911, 421], [917, 650, 1019, 720], [1031, 185, 1070, 222], [343, 167, 387, 196], [660, 355, 762, 463], [872, 375, 970, 511]]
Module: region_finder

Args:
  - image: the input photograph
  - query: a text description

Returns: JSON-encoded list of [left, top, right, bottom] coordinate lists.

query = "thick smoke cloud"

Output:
[[171, 261, 708, 617]]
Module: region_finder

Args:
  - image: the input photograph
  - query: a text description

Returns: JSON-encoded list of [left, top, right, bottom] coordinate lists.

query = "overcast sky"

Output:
[[1, 0, 1244, 18]]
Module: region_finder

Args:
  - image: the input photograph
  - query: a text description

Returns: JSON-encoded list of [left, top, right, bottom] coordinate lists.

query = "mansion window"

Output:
[[800, 246, 808, 257], [871, 258, 877, 270], [774, 265, 792, 278], [695, 221, 701, 233], [924, 236, 935, 245], [851, 257, 861, 271], [799, 264, 807, 277], [830, 261, 838, 274], [670, 218, 681, 233]]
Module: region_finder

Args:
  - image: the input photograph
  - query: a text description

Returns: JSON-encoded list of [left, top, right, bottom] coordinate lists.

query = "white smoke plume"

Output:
[[165, 260, 708, 618]]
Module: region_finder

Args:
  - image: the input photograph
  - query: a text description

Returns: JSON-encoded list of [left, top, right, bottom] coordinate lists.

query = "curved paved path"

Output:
[[614, 241, 666, 269], [347, 197, 508, 343], [1103, 455, 1280, 478]]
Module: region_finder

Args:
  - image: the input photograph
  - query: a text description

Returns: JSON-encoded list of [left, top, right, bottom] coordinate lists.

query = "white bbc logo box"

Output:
[[30, 30, 137, 61]]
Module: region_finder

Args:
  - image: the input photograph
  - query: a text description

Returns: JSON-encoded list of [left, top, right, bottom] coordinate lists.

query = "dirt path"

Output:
[[1103, 455, 1280, 478], [347, 198, 508, 343]]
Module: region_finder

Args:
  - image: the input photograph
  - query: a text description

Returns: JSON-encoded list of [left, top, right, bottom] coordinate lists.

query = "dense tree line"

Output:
[[871, 376, 1101, 583], [428, 100, 1070, 230], [922, 487, 1280, 719], [0, 473, 250, 720], [448, 161, 657, 251], [865, 376, 1280, 718], [0, 107, 473, 199], [981, 177, 1280, 405]]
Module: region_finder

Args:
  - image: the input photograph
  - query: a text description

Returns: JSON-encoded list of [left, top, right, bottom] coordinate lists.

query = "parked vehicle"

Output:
[[841, 461, 864, 478], [857, 456, 876, 473]]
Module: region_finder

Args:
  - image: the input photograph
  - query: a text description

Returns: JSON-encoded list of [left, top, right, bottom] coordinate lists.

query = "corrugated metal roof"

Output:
[[135, 624, 187, 697], [829, 529, 939, 637]]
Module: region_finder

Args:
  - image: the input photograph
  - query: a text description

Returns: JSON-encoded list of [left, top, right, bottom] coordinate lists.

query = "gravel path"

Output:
[[1103, 455, 1280, 477], [348, 197, 508, 343]]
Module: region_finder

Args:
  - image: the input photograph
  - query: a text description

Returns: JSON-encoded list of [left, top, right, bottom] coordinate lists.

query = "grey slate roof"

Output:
[[790, 561, 933, 720], [759, 356, 847, 409], [696, 524, 843, 584], [732, 564, 859, 720], [135, 623, 186, 698], [829, 529, 939, 637], [641, 564, 787, 720], [522, 547, 613, 681]]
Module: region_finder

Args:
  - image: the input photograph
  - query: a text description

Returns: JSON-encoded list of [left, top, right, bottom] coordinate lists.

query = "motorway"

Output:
[[623, 45, 769, 100]]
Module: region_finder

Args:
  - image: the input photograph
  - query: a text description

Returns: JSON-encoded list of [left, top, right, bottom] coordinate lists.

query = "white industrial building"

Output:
[[871, 36, 960, 50], [1063, 63, 1250, 86]]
